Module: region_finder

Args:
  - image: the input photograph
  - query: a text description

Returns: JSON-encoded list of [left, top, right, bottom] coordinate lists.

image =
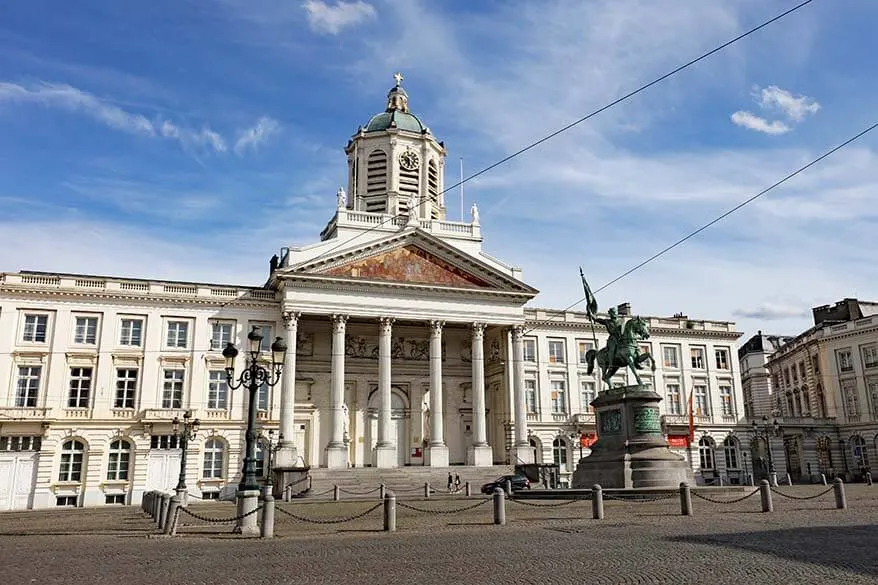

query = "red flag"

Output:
[[687, 391, 695, 442]]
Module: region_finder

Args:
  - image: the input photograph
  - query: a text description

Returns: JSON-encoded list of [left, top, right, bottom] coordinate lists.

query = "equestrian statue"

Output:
[[579, 268, 655, 389]]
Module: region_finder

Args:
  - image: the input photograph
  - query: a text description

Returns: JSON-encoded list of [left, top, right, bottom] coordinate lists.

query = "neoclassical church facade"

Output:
[[0, 77, 745, 509]]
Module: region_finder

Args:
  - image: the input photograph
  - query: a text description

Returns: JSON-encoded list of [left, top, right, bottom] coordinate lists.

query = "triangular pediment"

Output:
[[282, 230, 538, 296], [320, 244, 491, 288]]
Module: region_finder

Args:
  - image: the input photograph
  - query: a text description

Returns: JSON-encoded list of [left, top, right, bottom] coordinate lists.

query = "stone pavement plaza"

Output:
[[2, 485, 877, 585]]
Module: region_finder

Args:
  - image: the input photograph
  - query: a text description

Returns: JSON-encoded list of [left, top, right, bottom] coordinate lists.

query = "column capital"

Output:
[[281, 311, 301, 329], [378, 316, 395, 333], [511, 324, 526, 340], [430, 320, 445, 335], [331, 314, 349, 333], [471, 322, 486, 338]]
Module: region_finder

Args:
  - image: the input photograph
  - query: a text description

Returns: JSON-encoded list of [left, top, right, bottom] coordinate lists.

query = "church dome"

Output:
[[363, 74, 429, 134]]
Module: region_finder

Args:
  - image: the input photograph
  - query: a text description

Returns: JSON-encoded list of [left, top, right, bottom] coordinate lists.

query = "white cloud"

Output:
[[0, 81, 227, 153], [730, 85, 819, 135], [234, 116, 281, 155], [757, 85, 820, 122], [732, 303, 811, 321], [730, 110, 791, 135], [302, 0, 376, 35]]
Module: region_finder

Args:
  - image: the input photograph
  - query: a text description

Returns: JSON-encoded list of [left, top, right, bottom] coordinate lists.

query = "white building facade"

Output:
[[0, 77, 746, 509], [754, 298, 878, 483]]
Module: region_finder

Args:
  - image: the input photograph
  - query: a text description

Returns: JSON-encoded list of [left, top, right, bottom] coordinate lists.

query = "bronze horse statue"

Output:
[[585, 315, 656, 388]]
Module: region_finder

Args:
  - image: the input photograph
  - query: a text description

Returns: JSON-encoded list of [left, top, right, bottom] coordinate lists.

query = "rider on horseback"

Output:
[[595, 307, 624, 368]]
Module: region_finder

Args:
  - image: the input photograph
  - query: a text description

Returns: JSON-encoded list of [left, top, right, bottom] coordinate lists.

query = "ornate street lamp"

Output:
[[223, 326, 287, 534], [752, 415, 780, 485], [172, 410, 200, 506]]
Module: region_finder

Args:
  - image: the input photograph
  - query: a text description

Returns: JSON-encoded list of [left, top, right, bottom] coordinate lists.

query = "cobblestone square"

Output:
[[2, 485, 877, 584]]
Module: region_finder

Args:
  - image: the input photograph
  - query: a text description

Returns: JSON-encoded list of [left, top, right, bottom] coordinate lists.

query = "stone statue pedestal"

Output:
[[572, 385, 693, 489]]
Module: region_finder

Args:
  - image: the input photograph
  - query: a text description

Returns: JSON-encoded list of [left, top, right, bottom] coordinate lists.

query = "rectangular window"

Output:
[[551, 380, 566, 414], [150, 435, 179, 449], [580, 380, 596, 411], [715, 348, 730, 370], [842, 379, 859, 417], [162, 369, 185, 409], [522, 338, 537, 363], [548, 339, 566, 364], [105, 494, 126, 505], [67, 367, 93, 408], [257, 382, 270, 411], [107, 453, 130, 481], [662, 346, 679, 369], [862, 345, 878, 369], [577, 341, 594, 365], [119, 318, 143, 346], [210, 321, 234, 351], [694, 384, 709, 416], [0, 436, 41, 452], [208, 370, 229, 410], [59, 453, 82, 482], [114, 369, 138, 409], [15, 366, 41, 407], [838, 350, 854, 373], [690, 348, 705, 369], [73, 316, 98, 345], [791, 365, 798, 382], [719, 385, 734, 416], [56, 496, 78, 507], [166, 320, 189, 349], [798, 362, 806, 379], [666, 383, 682, 415], [22, 314, 48, 343], [255, 324, 273, 352], [525, 379, 538, 414]]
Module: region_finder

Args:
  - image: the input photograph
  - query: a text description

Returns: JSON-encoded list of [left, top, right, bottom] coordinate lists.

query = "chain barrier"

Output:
[[397, 498, 492, 515], [692, 489, 761, 505], [508, 497, 583, 508], [602, 492, 678, 503], [276, 502, 383, 524], [178, 504, 264, 525], [338, 486, 382, 496], [309, 487, 337, 497], [770, 486, 835, 501], [388, 485, 430, 493]]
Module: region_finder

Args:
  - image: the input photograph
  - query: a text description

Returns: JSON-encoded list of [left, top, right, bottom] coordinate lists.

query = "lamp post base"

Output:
[[232, 489, 261, 536]]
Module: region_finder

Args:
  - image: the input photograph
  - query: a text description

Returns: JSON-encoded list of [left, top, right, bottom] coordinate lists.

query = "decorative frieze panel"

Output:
[[345, 335, 439, 361], [296, 332, 314, 356]]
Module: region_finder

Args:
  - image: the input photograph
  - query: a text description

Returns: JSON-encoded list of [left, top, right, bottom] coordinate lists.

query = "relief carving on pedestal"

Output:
[[296, 332, 314, 357], [487, 338, 502, 364]]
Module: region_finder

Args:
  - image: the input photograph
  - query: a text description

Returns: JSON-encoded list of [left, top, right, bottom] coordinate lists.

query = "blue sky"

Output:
[[1, 0, 876, 339]]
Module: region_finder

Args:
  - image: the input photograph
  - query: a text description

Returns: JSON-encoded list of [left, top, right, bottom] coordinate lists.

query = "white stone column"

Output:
[[425, 320, 449, 466], [275, 311, 300, 468], [373, 317, 397, 467], [509, 325, 534, 464], [467, 322, 493, 466], [325, 314, 349, 468]]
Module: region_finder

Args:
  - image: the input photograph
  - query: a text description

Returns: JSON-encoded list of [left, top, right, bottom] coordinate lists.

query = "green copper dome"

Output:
[[365, 110, 427, 133]]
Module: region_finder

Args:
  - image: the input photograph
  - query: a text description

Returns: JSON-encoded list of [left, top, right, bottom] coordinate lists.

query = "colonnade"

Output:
[[273, 312, 534, 469]]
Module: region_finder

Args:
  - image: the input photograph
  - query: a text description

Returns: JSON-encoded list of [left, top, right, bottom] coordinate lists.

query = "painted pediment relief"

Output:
[[319, 245, 491, 288]]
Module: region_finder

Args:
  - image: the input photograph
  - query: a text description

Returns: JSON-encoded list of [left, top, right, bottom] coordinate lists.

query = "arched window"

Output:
[[59, 439, 85, 482], [851, 435, 870, 471], [202, 439, 225, 479], [815, 385, 826, 418], [723, 436, 739, 470], [106, 439, 131, 481], [698, 436, 715, 471], [816, 435, 832, 473], [364, 150, 388, 213], [552, 437, 568, 469]]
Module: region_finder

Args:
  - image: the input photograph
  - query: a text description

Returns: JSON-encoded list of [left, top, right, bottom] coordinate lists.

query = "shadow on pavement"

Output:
[[668, 524, 878, 578]]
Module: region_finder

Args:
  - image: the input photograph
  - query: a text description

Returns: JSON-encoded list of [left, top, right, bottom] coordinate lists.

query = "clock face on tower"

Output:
[[398, 150, 420, 171]]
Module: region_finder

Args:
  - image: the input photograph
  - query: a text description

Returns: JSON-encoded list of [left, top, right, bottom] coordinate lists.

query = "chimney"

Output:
[[617, 302, 631, 317]]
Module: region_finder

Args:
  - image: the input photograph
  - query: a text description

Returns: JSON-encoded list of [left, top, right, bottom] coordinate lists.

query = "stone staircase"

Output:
[[302, 466, 515, 498]]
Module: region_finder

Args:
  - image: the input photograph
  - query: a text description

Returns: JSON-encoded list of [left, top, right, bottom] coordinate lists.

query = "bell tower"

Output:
[[344, 73, 447, 221]]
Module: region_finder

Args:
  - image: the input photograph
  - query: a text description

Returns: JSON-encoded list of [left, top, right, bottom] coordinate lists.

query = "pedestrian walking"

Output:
[[454, 473, 461, 493], [447, 472, 454, 492]]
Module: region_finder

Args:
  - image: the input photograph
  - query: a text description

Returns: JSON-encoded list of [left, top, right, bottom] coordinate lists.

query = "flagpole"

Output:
[[579, 268, 605, 391]]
